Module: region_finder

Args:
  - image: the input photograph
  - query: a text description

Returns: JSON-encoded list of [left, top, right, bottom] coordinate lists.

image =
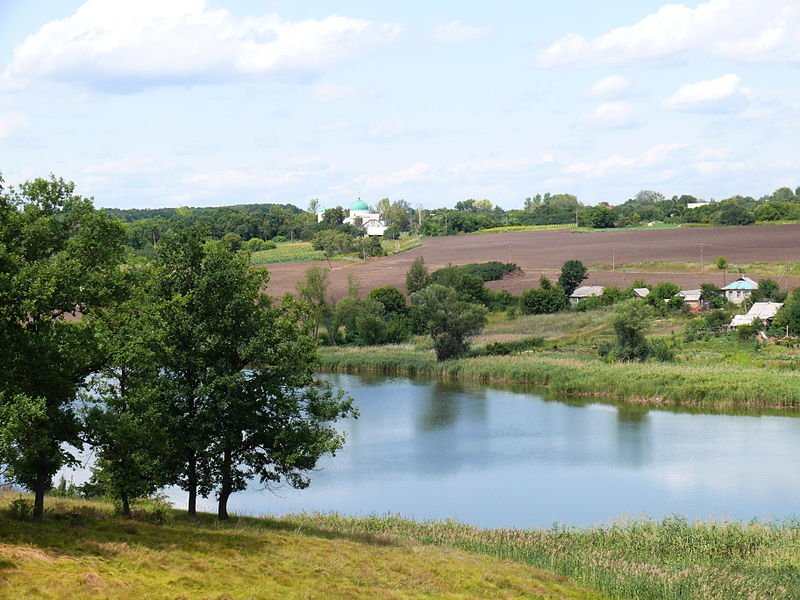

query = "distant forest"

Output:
[[105, 186, 800, 251]]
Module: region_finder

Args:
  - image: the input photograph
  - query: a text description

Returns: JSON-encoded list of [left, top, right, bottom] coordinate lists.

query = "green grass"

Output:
[[616, 260, 800, 277], [472, 224, 576, 234], [286, 513, 800, 600], [319, 346, 800, 409], [250, 237, 423, 265], [0, 494, 604, 600], [250, 242, 326, 264], [380, 236, 422, 255]]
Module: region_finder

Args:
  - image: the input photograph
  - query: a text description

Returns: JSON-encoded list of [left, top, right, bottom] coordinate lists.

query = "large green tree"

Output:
[[0, 176, 125, 518], [155, 228, 355, 520], [558, 260, 588, 296], [411, 284, 487, 361]]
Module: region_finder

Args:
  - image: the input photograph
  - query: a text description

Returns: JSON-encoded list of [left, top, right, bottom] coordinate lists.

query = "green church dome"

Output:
[[350, 198, 369, 211]]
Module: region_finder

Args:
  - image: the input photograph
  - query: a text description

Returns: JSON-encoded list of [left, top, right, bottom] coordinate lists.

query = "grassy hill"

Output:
[[0, 494, 603, 600]]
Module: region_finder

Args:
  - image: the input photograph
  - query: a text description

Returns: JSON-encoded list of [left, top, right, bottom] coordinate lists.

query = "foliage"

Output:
[[365, 286, 407, 316], [558, 260, 588, 296], [411, 284, 488, 361], [432, 261, 519, 283], [604, 300, 653, 362], [0, 176, 126, 518], [155, 234, 355, 520], [470, 337, 544, 357], [405, 256, 432, 294], [520, 281, 568, 315], [296, 266, 331, 340], [715, 256, 728, 270]]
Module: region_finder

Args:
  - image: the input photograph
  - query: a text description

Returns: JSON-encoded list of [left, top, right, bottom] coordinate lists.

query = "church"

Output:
[[318, 198, 387, 236]]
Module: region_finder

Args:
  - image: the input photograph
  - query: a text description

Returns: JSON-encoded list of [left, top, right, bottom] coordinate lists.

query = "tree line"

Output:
[[0, 175, 355, 521], [103, 185, 800, 253]]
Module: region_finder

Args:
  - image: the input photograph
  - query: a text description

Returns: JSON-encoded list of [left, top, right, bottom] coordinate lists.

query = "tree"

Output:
[[715, 256, 728, 271], [0, 176, 126, 519], [411, 284, 487, 361], [406, 256, 432, 294], [756, 278, 784, 302], [520, 277, 567, 314], [156, 234, 355, 520], [82, 263, 170, 518], [558, 260, 588, 296], [607, 300, 652, 362], [296, 266, 331, 340], [366, 286, 407, 316]]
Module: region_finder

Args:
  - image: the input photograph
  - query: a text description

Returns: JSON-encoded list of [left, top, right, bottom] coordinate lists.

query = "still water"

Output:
[[67, 374, 800, 528]]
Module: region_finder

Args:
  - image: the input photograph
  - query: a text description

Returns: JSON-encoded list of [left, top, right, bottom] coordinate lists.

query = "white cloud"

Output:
[[0, 111, 29, 139], [369, 121, 407, 140], [538, 0, 800, 67], [433, 21, 492, 43], [312, 82, 358, 102], [588, 74, 630, 98], [584, 101, 636, 127], [361, 163, 431, 189], [662, 74, 752, 112], [3, 0, 401, 91], [565, 143, 682, 178]]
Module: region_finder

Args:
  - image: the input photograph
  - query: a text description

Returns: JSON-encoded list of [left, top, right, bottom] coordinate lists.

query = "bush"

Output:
[[271, 235, 288, 243], [365, 286, 407, 316], [648, 338, 675, 362], [243, 238, 276, 252], [471, 337, 544, 357], [9, 497, 33, 521], [431, 261, 518, 284], [312, 230, 356, 254], [575, 296, 605, 312], [520, 285, 567, 314]]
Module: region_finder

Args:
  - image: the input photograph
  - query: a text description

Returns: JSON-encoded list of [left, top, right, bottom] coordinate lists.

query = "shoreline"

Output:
[[319, 349, 800, 411]]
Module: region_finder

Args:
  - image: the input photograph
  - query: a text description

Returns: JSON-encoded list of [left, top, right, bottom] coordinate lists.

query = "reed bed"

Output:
[[319, 348, 800, 409], [285, 513, 800, 600]]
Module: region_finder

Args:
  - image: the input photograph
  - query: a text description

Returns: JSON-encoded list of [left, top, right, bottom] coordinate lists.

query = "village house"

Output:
[[721, 276, 759, 305], [569, 285, 604, 306], [728, 301, 784, 329], [678, 289, 702, 313]]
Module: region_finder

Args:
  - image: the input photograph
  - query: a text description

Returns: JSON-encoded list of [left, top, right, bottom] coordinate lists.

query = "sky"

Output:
[[0, 0, 798, 210]]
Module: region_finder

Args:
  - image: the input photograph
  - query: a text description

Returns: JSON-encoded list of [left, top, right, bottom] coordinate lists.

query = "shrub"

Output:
[[365, 286, 407, 316], [272, 235, 288, 243], [648, 338, 675, 362], [520, 284, 567, 314], [243, 238, 276, 252], [9, 498, 33, 521], [472, 337, 544, 357]]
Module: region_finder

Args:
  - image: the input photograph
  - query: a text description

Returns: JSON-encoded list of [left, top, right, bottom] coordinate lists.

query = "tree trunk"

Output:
[[217, 446, 232, 521], [33, 471, 47, 520], [121, 492, 131, 519], [187, 454, 198, 519]]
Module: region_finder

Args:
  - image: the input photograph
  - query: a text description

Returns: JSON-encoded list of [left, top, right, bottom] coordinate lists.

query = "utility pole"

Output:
[[612, 243, 616, 272], [700, 243, 704, 273]]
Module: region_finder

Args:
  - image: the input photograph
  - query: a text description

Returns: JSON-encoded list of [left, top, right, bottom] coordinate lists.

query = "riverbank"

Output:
[[319, 346, 800, 409], [2, 494, 796, 600], [0, 493, 602, 600]]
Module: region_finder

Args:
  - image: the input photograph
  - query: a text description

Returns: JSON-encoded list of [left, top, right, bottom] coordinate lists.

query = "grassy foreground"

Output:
[[0, 494, 603, 600], [288, 514, 800, 600]]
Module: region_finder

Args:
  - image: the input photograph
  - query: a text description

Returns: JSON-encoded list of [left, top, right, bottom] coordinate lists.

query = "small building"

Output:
[[729, 302, 783, 329], [569, 285, 604, 306], [678, 289, 702, 313], [632, 287, 650, 299], [721, 276, 759, 305], [344, 198, 387, 237]]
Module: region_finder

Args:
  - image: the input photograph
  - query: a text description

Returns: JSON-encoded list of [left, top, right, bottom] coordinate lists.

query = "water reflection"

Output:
[[60, 373, 800, 528]]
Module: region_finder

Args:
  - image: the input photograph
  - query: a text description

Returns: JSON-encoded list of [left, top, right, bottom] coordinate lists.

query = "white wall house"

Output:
[[721, 276, 759, 305]]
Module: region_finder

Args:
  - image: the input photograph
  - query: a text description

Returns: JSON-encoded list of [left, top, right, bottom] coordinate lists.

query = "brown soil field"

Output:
[[263, 224, 800, 300]]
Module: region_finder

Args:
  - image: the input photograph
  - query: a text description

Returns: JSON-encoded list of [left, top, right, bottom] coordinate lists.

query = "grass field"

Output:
[[250, 237, 422, 266], [290, 514, 800, 600], [616, 260, 800, 277], [0, 494, 604, 600], [319, 308, 800, 410]]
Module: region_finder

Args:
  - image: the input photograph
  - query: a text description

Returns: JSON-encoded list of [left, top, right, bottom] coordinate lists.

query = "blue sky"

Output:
[[1, 0, 798, 210]]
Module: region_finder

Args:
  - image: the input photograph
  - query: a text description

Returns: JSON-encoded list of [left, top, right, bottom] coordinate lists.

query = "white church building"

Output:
[[318, 198, 387, 236]]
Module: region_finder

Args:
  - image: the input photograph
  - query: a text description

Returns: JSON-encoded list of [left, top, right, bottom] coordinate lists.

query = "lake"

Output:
[[64, 373, 800, 528]]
